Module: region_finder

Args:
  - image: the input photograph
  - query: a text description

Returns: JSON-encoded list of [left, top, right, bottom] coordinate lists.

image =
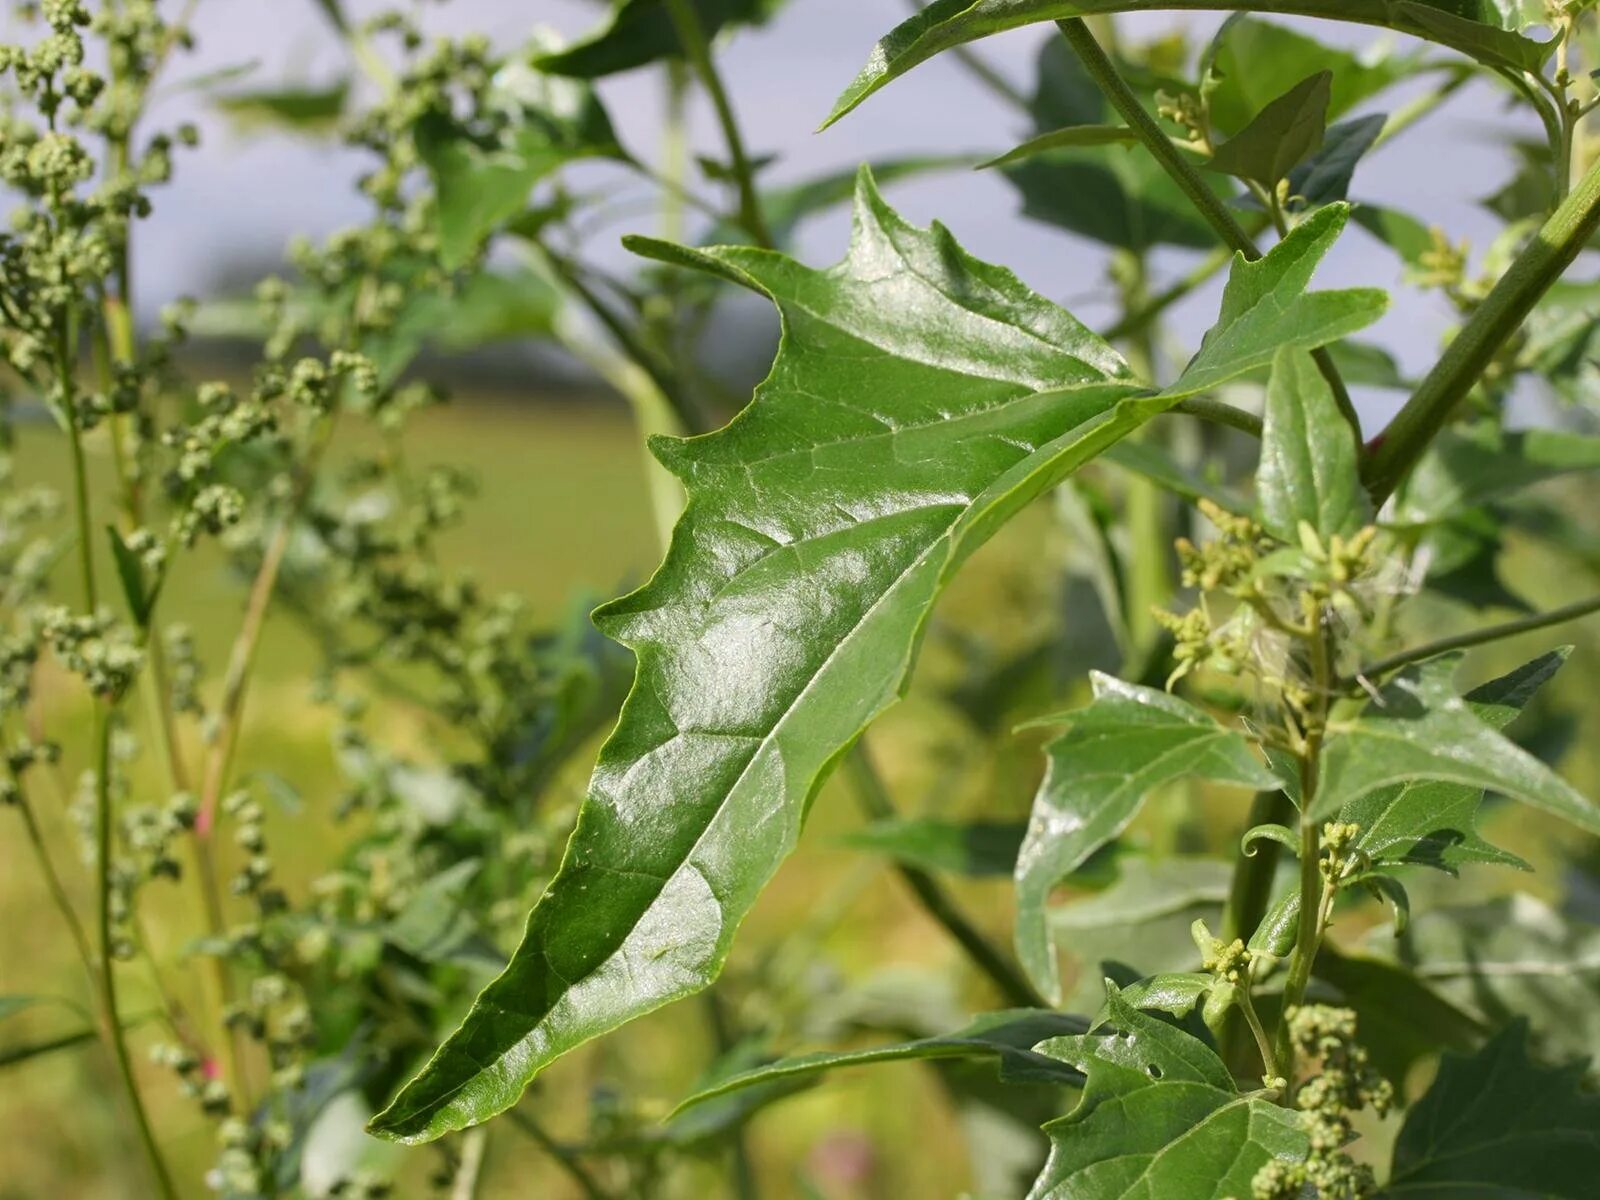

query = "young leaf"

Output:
[[213, 82, 349, 134], [981, 123, 1145, 168], [1016, 677, 1276, 1002], [1116, 971, 1213, 1018], [1337, 648, 1567, 874], [1258, 345, 1371, 542], [825, 1, 1550, 129], [1205, 16, 1415, 136], [1384, 1019, 1600, 1197], [106, 526, 162, 629], [1027, 986, 1307, 1199], [673, 1010, 1089, 1115], [840, 817, 1026, 877], [535, 0, 781, 78], [369, 169, 1385, 1144], [1206, 71, 1331, 190], [1167, 203, 1386, 397], [418, 53, 627, 267], [1312, 654, 1600, 835]]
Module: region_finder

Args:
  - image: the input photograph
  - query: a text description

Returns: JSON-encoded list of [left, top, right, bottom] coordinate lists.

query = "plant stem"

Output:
[[1348, 593, 1600, 684], [506, 1109, 610, 1200], [662, 0, 772, 248], [13, 779, 98, 987], [1171, 397, 1262, 438], [1236, 980, 1277, 1079], [58, 320, 177, 1196], [1054, 19, 1357, 430], [703, 991, 759, 1200], [1273, 616, 1333, 1083], [1363, 155, 1600, 502], [1219, 788, 1293, 1072], [449, 1127, 491, 1200], [842, 743, 1048, 1009]]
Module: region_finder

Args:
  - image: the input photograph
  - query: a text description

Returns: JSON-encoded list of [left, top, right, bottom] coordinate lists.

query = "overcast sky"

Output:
[[23, 0, 1566, 429]]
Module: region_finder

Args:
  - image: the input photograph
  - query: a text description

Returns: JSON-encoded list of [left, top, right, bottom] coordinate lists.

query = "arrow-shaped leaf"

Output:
[[369, 168, 1380, 1144], [1207, 71, 1331, 190]]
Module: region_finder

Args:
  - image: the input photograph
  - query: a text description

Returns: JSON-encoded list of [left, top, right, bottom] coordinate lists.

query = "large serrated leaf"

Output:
[[1258, 345, 1371, 542], [368, 168, 1380, 1144], [825, 2, 1550, 129], [1015, 678, 1275, 1002], [1027, 986, 1307, 1199], [1312, 654, 1600, 834], [1383, 1018, 1600, 1197]]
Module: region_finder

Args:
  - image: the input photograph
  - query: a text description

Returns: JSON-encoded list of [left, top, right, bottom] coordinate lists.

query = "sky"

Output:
[[18, 0, 1567, 429]]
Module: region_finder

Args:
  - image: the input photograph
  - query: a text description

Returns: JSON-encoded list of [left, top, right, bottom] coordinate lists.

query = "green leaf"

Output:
[[1384, 1019, 1600, 1197], [673, 1010, 1089, 1115], [1258, 346, 1371, 542], [1167, 204, 1386, 398], [1389, 894, 1600, 1067], [214, 81, 349, 133], [1104, 441, 1252, 514], [1116, 971, 1213, 1017], [106, 526, 162, 629], [1521, 278, 1600, 405], [369, 168, 1384, 1144], [535, 0, 782, 78], [1207, 71, 1331, 190], [367, 169, 1159, 1145], [1028, 986, 1307, 1199], [825, 1, 1550, 128], [981, 123, 1145, 168], [1205, 16, 1416, 136], [418, 53, 627, 267], [308, 0, 347, 33], [1396, 421, 1600, 524], [840, 817, 1026, 877], [1352, 204, 1438, 271], [1016, 677, 1275, 1002], [1288, 114, 1386, 207], [1338, 649, 1567, 874], [1312, 654, 1600, 835]]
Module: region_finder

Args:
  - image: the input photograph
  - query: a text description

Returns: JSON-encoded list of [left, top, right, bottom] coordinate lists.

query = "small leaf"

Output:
[[980, 124, 1144, 169], [1241, 823, 1298, 856], [1207, 71, 1331, 190], [1027, 986, 1306, 1199], [840, 817, 1026, 877], [535, 0, 782, 78], [418, 49, 628, 267], [105, 526, 161, 628], [673, 1010, 1089, 1115], [1015, 677, 1276, 1002], [1313, 653, 1600, 835], [1384, 1019, 1600, 1197], [1167, 204, 1386, 399], [214, 81, 349, 133], [1115, 972, 1212, 1018], [1258, 346, 1371, 542]]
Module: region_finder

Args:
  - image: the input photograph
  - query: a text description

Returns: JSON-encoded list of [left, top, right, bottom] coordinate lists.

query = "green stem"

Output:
[[662, 0, 773, 248], [1236, 980, 1277, 1080], [1364, 155, 1600, 502], [1054, 19, 1357, 431], [843, 744, 1048, 1009], [1220, 789, 1292, 1075], [703, 991, 759, 1200], [1273, 618, 1333, 1084], [1171, 397, 1262, 439], [13, 779, 97, 987], [506, 1109, 610, 1200], [1349, 593, 1600, 684]]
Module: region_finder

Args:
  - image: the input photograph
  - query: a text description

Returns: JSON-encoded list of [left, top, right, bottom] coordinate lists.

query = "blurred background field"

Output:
[[4, 1, 1600, 1197]]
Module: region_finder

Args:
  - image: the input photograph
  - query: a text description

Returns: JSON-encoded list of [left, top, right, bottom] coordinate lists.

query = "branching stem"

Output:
[[1348, 593, 1600, 685]]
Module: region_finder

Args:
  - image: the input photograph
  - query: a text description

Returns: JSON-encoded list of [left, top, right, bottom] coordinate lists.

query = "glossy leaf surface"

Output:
[[1312, 654, 1600, 834], [1016, 677, 1275, 1002], [1384, 1019, 1600, 1197], [1258, 345, 1370, 542], [826, 1, 1550, 128], [674, 1009, 1089, 1115], [370, 166, 1381, 1144], [1027, 987, 1306, 1199]]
